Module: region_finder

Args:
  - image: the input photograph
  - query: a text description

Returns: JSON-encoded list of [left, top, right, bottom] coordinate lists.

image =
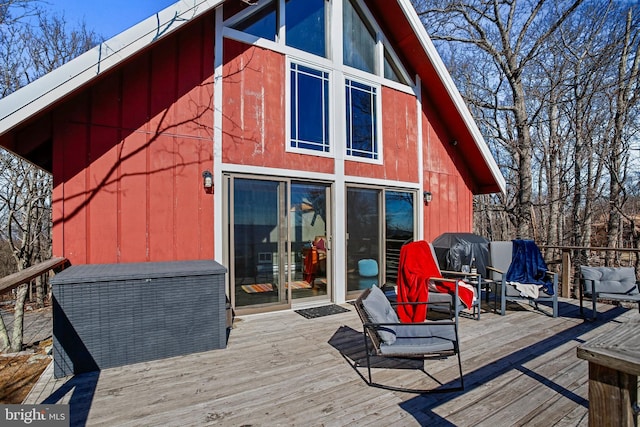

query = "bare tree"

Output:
[[0, 1, 98, 352], [605, 7, 640, 263], [0, 152, 52, 351], [415, 0, 584, 239], [416, 0, 639, 264]]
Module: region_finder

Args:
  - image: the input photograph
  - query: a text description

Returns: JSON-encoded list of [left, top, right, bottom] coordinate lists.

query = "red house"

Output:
[[0, 0, 504, 315]]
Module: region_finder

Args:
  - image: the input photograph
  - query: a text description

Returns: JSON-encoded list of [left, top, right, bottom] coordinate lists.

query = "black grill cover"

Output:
[[432, 233, 490, 278]]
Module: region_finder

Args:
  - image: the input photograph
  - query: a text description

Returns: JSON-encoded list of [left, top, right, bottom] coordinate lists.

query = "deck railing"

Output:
[[0, 257, 69, 297]]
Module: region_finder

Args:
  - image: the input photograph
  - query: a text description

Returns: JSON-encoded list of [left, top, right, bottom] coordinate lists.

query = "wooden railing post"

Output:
[[561, 250, 571, 298]]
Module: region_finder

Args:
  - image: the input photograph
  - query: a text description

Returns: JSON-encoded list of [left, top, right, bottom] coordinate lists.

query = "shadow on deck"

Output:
[[23, 298, 638, 426]]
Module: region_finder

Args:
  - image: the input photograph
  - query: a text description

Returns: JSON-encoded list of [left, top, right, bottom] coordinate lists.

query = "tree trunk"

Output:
[[606, 8, 638, 265], [10, 283, 28, 352], [0, 311, 10, 352], [513, 88, 534, 239], [35, 274, 44, 308]]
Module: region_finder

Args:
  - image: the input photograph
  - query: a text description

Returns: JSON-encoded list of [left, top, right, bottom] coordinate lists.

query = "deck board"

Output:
[[23, 298, 640, 426]]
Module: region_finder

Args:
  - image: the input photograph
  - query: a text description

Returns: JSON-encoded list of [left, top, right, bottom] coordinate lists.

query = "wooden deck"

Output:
[[24, 298, 640, 426]]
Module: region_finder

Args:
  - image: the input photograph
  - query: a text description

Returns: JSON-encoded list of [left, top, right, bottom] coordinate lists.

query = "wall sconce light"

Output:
[[423, 191, 432, 204], [202, 170, 213, 189]]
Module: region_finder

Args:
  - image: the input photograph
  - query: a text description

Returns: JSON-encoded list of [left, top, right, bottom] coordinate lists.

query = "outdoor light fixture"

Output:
[[202, 170, 213, 189], [423, 191, 432, 204]]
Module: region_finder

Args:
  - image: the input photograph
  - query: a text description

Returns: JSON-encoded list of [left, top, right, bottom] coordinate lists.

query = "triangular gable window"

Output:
[[384, 48, 407, 85], [343, 0, 376, 74], [228, 0, 410, 85], [285, 0, 327, 58], [232, 1, 277, 41]]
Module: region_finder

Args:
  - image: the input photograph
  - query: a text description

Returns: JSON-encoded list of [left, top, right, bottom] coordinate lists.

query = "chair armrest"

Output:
[[391, 300, 429, 306], [441, 270, 480, 278], [486, 266, 504, 281], [430, 277, 460, 283], [363, 319, 456, 328], [391, 299, 453, 311], [582, 278, 597, 297], [486, 266, 503, 274], [428, 277, 461, 297], [545, 271, 559, 294], [441, 270, 482, 282]]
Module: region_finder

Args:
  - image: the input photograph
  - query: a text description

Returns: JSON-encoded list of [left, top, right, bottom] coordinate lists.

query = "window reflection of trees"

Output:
[[346, 80, 377, 159]]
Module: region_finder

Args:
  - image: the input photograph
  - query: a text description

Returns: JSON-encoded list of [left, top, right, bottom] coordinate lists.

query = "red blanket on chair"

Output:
[[396, 241, 474, 323]]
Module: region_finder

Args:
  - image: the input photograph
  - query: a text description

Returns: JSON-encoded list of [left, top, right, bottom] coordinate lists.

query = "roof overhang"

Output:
[[370, 0, 506, 195], [0, 0, 224, 159]]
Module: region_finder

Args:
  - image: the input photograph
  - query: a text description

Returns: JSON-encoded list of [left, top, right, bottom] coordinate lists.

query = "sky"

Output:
[[47, 0, 178, 40]]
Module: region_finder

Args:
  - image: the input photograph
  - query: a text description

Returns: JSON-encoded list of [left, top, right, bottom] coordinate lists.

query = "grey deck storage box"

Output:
[[52, 260, 227, 378]]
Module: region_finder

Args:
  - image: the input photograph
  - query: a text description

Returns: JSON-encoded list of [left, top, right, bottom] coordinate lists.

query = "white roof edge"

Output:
[[0, 0, 224, 135], [398, 0, 506, 195]]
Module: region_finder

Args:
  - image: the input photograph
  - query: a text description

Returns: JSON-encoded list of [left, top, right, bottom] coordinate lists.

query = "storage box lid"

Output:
[[51, 260, 226, 285]]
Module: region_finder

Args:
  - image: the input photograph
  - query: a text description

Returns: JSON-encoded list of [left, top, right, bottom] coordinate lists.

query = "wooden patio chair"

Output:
[[353, 285, 464, 393], [579, 266, 640, 320]]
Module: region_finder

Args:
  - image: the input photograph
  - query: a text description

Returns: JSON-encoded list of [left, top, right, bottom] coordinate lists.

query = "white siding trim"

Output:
[[214, 6, 225, 266], [416, 76, 425, 240]]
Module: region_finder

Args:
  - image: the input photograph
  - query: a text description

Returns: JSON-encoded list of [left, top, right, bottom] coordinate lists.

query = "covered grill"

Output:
[[431, 233, 490, 278]]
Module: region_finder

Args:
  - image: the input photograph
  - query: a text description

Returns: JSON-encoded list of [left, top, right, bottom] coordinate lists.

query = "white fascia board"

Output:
[[0, 0, 224, 135], [397, 0, 506, 195]]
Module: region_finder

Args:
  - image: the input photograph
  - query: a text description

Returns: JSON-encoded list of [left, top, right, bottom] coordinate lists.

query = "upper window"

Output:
[[232, 2, 277, 41], [384, 48, 407, 85], [345, 79, 378, 160], [285, 0, 327, 58], [343, 0, 376, 74], [290, 62, 330, 153], [227, 0, 411, 162]]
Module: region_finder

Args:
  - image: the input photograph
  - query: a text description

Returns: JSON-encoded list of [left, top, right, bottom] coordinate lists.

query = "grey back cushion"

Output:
[[489, 241, 525, 297], [428, 243, 442, 275], [362, 285, 399, 344], [580, 266, 638, 295], [488, 241, 512, 281]]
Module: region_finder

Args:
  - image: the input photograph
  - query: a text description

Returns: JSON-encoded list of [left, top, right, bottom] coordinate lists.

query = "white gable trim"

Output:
[[397, 0, 506, 194], [0, 0, 224, 134]]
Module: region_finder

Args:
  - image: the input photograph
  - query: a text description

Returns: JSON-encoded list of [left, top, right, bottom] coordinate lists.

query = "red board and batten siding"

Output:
[[222, 40, 421, 184], [222, 39, 335, 173], [421, 89, 474, 240], [50, 17, 475, 265], [220, 39, 472, 240], [345, 86, 420, 181], [52, 16, 216, 266]]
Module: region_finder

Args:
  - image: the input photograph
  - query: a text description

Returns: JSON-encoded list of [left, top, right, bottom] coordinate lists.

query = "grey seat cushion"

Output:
[[598, 292, 640, 301], [580, 266, 639, 296], [379, 321, 456, 355], [427, 292, 452, 304], [361, 285, 399, 344]]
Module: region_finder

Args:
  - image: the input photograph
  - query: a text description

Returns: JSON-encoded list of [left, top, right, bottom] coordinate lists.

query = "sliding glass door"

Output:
[[230, 178, 287, 310], [289, 182, 330, 301], [346, 186, 415, 297], [226, 176, 331, 313]]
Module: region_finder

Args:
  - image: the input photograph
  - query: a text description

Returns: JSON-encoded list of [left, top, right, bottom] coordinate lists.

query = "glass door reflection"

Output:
[[346, 187, 381, 294], [232, 178, 288, 309], [289, 182, 330, 301]]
